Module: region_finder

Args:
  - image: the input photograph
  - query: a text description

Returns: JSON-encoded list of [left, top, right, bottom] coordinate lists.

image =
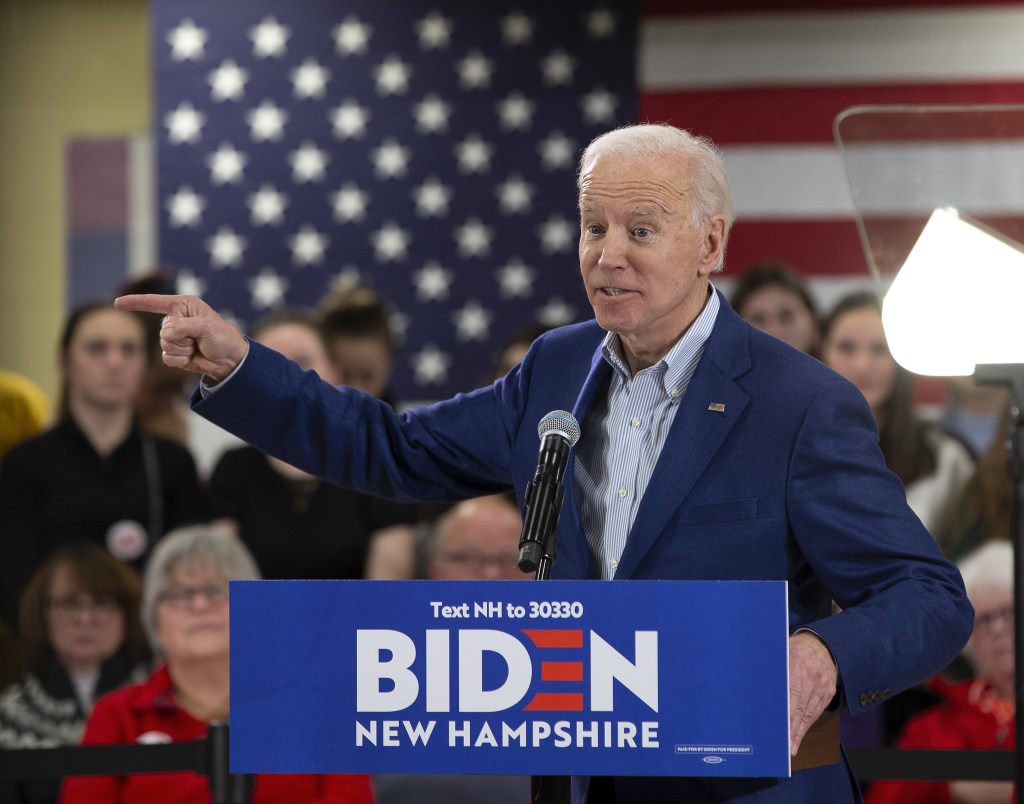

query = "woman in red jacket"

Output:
[[866, 540, 1015, 804], [59, 525, 373, 803]]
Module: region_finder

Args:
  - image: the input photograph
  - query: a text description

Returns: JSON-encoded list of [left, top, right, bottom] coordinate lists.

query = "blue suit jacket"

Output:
[[195, 291, 972, 803]]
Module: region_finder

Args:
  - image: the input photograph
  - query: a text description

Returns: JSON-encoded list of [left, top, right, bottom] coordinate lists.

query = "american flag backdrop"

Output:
[[151, 0, 636, 402], [151, 0, 1024, 403]]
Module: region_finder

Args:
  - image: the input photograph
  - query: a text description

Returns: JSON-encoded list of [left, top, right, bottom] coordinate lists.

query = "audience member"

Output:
[[821, 292, 974, 545], [484, 322, 553, 386], [865, 540, 1015, 804], [317, 283, 396, 404], [317, 286, 443, 577], [0, 367, 50, 467], [943, 406, 1013, 561], [0, 301, 206, 632], [730, 262, 821, 357], [824, 292, 977, 746], [0, 544, 150, 804], [116, 274, 192, 448], [372, 495, 530, 804], [59, 525, 374, 803], [207, 311, 417, 580], [937, 376, 1010, 459]]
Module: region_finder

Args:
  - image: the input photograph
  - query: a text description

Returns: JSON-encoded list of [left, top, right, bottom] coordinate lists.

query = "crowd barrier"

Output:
[[0, 721, 253, 804], [0, 723, 1014, 800]]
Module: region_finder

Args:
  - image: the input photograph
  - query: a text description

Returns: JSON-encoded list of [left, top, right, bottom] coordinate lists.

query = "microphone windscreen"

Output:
[[537, 409, 580, 447]]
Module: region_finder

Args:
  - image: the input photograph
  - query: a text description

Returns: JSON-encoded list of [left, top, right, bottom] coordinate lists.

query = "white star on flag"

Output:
[[250, 17, 290, 58], [288, 142, 329, 183], [496, 259, 536, 299], [207, 227, 247, 268], [412, 177, 452, 218], [332, 17, 372, 56], [371, 139, 411, 179], [248, 184, 288, 226], [374, 56, 412, 95], [537, 296, 576, 327], [289, 225, 329, 265], [290, 59, 330, 99], [248, 267, 289, 309], [165, 102, 205, 144], [539, 131, 577, 171], [497, 92, 534, 131], [330, 183, 370, 223], [454, 134, 493, 174], [166, 186, 206, 228], [389, 310, 410, 345], [455, 217, 493, 257], [581, 87, 617, 125], [208, 60, 249, 102], [456, 51, 492, 90], [501, 11, 534, 46], [411, 344, 452, 385], [412, 261, 454, 301], [329, 100, 370, 139], [168, 18, 208, 62], [176, 269, 208, 298], [247, 100, 287, 142], [585, 7, 617, 39], [370, 221, 411, 262], [453, 300, 494, 342], [496, 175, 533, 215], [540, 50, 575, 86], [538, 215, 576, 253], [415, 11, 453, 50], [206, 143, 247, 184], [413, 94, 452, 134]]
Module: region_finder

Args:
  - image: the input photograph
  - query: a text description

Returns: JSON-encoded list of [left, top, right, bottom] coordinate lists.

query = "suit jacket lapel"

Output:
[[615, 295, 753, 580], [551, 345, 611, 580]]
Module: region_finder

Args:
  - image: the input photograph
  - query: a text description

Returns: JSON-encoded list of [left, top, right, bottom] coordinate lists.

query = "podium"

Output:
[[229, 579, 835, 779]]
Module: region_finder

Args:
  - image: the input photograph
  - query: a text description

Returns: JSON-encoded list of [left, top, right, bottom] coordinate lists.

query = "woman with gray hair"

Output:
[[866, 540, 1014, 804], [60, 525, 374, 803]]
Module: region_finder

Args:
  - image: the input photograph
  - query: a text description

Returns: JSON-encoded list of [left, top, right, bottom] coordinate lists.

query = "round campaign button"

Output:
[[106, 519, 149, 562]]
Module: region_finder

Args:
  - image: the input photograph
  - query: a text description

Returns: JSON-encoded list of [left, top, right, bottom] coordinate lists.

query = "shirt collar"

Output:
[[600, 284, 721, 391]]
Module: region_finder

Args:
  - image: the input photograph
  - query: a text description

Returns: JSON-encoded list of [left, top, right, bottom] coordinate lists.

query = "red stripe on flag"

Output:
[[541, 662, 584, 682], [524, 692, 585, 711], [522, 630, 584, 648], [725, 219, 865, 277], [640, 84, 1024, 145]]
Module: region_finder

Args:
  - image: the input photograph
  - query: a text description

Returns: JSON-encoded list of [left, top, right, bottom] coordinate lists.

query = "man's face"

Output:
[[429, 502, 523, 581], [578, 153, 724, 372]]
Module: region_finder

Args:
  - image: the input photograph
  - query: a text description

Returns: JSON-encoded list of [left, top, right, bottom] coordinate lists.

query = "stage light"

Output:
[[881, 206, 1024, 376]]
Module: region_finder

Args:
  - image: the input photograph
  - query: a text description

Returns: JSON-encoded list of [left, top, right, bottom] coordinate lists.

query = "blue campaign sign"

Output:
[[229, 580, 790, 778]]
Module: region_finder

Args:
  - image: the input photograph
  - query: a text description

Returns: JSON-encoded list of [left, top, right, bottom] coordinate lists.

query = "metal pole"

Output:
[[973, 364, 1024, 795]]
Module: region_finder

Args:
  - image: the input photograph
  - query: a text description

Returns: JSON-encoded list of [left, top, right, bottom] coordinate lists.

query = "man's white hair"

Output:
[[577, 124, 736, 271]]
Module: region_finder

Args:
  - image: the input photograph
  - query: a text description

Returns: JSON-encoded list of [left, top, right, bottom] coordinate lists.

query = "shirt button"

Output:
[[669, 388, 681, 399], [618, 488, 627, 498], [630, 417, 641, 428], [609, 559, 619, 570]]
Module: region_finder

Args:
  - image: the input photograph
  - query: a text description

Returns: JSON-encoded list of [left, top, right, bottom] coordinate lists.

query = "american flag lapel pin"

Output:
[[707, 403, 726, 413]]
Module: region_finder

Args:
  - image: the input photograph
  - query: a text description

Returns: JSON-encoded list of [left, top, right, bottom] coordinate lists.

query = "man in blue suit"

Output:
[[119, 124, 972, 803]]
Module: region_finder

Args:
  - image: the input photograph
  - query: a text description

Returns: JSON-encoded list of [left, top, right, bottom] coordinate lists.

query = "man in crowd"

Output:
[[373, 494, 531, 804], [117, 123, 972, 803]]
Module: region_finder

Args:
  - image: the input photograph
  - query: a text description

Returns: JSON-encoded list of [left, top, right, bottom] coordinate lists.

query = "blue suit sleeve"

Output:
[[786, 376, 974, 714], [191, 340, 521, 502]]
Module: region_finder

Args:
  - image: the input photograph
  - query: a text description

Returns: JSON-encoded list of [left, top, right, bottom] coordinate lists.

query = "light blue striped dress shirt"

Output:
[[574, 288, 720, 579]]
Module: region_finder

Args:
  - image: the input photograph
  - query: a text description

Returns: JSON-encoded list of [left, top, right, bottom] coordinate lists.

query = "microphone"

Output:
[[518, 410, 581, 574]]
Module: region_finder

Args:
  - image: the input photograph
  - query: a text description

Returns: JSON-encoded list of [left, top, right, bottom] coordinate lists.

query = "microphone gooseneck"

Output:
[[518, 410, 581, 575]]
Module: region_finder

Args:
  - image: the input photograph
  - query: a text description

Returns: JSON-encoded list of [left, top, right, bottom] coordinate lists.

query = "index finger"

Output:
[[114, 293, 186, 316]]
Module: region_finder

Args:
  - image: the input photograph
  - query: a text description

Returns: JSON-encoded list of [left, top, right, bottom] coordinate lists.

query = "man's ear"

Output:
[[698, 215, 727, 276]]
